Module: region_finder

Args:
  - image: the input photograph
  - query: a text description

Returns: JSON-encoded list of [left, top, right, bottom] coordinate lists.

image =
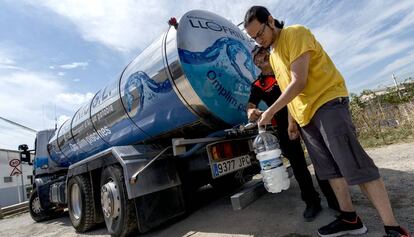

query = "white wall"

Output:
[[0, 149, 33, 207]]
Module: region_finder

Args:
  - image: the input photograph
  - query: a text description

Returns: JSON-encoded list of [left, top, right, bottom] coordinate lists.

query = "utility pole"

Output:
[[20, 163, 25, 200], [392, 73, 403, 100], [15, 173, 22, 203], [392, 73, 411, 121]]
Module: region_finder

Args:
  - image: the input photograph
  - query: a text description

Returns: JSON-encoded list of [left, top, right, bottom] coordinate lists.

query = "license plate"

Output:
[[210, 155, 251, 179]]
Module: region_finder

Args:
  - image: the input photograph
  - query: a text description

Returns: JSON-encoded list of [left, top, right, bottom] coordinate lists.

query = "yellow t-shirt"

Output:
[[269, 25, 349, 127]]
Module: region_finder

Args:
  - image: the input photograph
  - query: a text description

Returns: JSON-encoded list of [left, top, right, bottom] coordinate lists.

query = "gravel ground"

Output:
[[0, 142, 413, 237]]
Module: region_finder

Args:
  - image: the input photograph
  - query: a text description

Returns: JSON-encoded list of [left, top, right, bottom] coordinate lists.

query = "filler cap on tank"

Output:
[[168, 17, 178, 29]]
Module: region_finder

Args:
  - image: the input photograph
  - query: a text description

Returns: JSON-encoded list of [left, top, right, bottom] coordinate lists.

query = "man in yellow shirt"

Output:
[[244, 6, 410, 237]]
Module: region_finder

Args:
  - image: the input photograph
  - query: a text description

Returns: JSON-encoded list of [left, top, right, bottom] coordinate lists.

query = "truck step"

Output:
[[230, 179, 267, 211], [230, 166, 293, 211]]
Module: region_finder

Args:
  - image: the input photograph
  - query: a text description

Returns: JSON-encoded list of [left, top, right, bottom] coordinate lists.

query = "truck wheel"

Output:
[[67, 175, 95, 232], [100, 165, 137, 237], [29, 190, 63, 222]]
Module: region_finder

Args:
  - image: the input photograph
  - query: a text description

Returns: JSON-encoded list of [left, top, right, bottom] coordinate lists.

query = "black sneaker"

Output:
[[318, 216, 367, 237], [384, 227, 411, 237], [303, 202, 322, 222]]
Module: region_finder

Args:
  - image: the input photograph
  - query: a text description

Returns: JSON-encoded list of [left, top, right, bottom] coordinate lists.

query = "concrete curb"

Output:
[[0, 201, 29, 218]]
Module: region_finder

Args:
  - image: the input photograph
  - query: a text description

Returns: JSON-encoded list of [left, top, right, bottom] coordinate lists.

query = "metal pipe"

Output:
[[129, 146, 172, 184]]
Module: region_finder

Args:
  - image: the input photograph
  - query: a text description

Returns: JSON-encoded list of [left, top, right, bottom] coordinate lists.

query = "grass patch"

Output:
[[357, 123, 414, 148]]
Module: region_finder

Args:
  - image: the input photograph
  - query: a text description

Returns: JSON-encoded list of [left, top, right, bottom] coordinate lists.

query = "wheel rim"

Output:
[[70, 183, 82, 220], [32, 196, 42, 214], [101, 180, 121, 219]]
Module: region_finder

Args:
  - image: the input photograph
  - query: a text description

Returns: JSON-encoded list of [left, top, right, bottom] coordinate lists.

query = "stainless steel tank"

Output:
[[48, 10, 257, 167]]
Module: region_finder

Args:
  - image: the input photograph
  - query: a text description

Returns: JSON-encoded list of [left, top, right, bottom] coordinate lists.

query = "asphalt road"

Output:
[[1, 142, 413, 237]]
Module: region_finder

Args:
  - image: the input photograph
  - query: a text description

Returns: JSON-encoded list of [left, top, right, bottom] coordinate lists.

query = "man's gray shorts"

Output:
[[300, 97, 380, 185]]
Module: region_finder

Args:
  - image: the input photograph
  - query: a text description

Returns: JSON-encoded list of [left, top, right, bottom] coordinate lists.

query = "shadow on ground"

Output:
[[137, 168, 413, 237], [1, 167, 412, 237]]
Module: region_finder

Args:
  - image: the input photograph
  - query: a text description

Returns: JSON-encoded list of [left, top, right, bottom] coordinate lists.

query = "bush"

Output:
[[349, 89, 414, 147]]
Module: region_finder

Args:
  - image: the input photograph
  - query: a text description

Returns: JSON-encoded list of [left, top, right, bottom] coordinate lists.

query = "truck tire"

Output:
[[100, 165, 137, 237], [67, 175, 96, 232], [29, 190, 63, 222]]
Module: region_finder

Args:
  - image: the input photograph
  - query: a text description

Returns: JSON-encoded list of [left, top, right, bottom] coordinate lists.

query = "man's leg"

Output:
[[359, 178, 397, 226], [315, 174, 340, 211], [311, 97, 408, 236], [278, 127, 323, 221], [276, 108, 323, 221], [282, 139, 325, 220], [279, 136, 320, 203], [300, 98, 368, 237], [328, 178, 354, 212], [327, 174, 404, 236]]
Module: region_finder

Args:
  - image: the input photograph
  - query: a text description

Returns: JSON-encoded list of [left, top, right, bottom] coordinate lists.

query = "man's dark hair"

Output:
[[244, 6, 284, 29]]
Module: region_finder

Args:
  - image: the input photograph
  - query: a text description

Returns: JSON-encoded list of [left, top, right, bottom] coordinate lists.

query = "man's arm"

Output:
[[258, 51, 310, 126], [287, 110, 296, 124]]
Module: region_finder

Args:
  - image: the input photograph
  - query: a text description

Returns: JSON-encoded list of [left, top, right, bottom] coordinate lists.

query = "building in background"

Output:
[[0, 148, 32, 207]]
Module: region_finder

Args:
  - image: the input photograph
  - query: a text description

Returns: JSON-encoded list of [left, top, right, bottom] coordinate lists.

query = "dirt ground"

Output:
[[0, 142, 413, 237]]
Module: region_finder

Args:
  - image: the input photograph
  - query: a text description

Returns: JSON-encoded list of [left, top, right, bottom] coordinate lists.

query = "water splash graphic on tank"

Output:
[[178, 37, 256, 86], [124, 71, 172, 113]]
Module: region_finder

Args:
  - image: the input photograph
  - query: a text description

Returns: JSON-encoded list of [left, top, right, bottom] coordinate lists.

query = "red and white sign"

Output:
[[9, 158, 22, 176]]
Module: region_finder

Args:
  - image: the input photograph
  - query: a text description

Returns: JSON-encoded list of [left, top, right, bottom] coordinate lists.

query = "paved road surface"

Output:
[[1, 142, 413, 237]]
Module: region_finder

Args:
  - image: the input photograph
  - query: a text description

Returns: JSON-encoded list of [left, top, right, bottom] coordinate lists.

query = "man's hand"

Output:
[[247, 108, 263, 121], [257, 109, 274, 127], [288, 122, 300, 140], [287, 110, 299, 140]]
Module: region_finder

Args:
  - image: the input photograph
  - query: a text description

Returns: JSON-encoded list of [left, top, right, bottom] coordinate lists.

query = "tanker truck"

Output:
[[18, 10, 261, 237]]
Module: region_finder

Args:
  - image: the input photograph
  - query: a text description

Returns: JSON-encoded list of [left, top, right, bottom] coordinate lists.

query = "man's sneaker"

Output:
[[318, 215, 367, 237], [303, 202, 322, 222], [384, 227, 411, 237]]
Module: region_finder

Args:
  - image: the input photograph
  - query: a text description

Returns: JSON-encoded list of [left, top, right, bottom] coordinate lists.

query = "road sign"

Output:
[[10, 167, 22, 176], [9, 159, 22, 176], [9, 159, 21, 167]]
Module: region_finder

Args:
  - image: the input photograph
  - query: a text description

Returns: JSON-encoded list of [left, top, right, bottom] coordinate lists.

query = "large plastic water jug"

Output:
[[253, 127, 290, 193]]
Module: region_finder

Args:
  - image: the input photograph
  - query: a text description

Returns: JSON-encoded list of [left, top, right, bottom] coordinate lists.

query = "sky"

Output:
[[1, 0, 414, 150]]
